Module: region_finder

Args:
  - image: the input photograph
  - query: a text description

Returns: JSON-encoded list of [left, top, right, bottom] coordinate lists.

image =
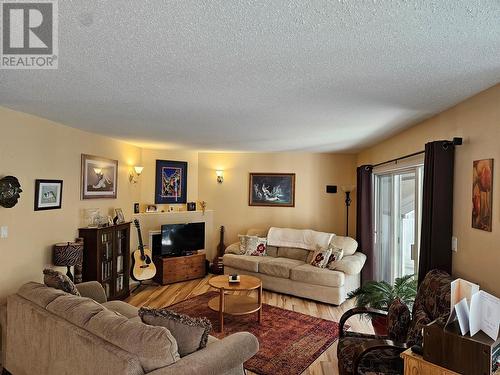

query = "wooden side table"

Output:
[[401, 349, 460, 375], [208, 275, 262, 333]]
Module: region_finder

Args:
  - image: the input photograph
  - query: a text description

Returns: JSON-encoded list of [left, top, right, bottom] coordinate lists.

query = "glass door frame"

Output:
[[373, 163, 424, 283]]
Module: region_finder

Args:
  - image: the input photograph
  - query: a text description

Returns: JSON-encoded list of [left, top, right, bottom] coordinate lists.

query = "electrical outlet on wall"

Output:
[[451, 236, 458, 252], [0, 226, 8, 239]]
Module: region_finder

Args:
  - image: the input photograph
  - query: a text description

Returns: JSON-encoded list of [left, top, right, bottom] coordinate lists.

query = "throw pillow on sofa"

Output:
[[326, 246, 344, 270], [139, 307, 212, 357], [225, 242, 245, 255], [43, 268, 81, 296], [238, 234, 250, 254], [245, 236, 267, 256], [310, 246, 332, 268], [330, 236, 358, 256]]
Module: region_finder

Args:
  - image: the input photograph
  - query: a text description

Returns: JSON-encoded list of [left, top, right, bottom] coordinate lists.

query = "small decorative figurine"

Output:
[[200, 200, 207, 215]]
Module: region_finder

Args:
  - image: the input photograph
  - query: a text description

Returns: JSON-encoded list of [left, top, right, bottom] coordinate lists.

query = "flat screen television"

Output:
[[160, 222, 205, 257]]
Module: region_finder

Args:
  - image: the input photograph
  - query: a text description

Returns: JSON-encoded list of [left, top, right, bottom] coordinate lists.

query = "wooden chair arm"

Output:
[[339, 307, 388, 337], [351, 339, 408, 374]]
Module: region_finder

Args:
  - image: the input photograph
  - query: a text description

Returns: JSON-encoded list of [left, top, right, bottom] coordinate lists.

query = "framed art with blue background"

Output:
[[155, 160, 188, 204], [249, 173, 295, 207]]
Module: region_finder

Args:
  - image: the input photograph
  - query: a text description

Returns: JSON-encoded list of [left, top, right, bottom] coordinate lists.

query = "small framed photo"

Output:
[[34, 179, 63, 211], [81, 154, 118, 200], [146, 205, 157, 213], [115, 208, 125, 223]]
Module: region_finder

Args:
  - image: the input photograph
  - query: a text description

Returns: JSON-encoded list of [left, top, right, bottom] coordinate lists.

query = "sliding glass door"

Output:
[[374, 166, 423, 284]]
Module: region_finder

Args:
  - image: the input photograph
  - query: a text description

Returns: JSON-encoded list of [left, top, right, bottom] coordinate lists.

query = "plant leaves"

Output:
[[348, 274, 417, 313]]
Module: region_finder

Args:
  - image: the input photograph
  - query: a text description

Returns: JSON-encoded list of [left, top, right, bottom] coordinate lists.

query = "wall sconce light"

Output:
[[216, 170, 224, 184], [129, 166, 144, 184]]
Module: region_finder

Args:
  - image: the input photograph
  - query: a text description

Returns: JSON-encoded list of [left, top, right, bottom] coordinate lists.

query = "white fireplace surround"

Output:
[[131, 210, 215, 260]]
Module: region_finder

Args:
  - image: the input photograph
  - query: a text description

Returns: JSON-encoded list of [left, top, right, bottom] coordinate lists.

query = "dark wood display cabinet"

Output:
[[78, 222, 131, 300]]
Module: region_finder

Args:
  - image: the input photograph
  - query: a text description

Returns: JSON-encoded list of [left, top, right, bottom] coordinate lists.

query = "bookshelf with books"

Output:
[[79, 222, 131, 300]]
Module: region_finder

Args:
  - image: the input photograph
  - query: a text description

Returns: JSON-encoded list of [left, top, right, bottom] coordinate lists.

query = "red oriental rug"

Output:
[[166, 291, 342, 375]]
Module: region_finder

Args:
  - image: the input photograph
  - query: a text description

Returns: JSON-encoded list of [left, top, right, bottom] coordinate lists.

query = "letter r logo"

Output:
[[2, 2, 53, 55]]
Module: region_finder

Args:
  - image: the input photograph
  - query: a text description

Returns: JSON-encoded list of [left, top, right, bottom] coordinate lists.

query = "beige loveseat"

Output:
[[223, 229, 366, 305], [1, 281, 258, 375]]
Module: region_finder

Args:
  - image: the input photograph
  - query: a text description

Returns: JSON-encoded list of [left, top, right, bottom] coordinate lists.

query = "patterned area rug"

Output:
[[167, 291, 341, 375]]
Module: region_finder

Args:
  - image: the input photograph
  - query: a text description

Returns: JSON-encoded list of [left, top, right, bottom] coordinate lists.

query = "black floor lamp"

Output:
[[341, 186, 356, 236]]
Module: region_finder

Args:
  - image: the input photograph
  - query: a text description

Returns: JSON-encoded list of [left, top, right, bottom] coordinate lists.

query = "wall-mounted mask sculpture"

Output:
[[0, 176, 22, 208]]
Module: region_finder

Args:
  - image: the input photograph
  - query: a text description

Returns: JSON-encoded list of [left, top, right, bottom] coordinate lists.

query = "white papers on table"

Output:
[[455, 298, 471, 335], [451, 279, 479, 308], [469, 291, 500, 341], [447, 278, 479, 328], [447, 278, 500, 341]]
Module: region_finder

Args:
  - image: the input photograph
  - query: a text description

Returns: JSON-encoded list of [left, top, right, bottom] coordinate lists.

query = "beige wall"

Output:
[[0, 108, 360, 367], [0, 107, 356, 301], [198, 152, 357, 249], [4, 85, 496, 300], [357, 84, 500, 296], [0, 106, 142, 301]]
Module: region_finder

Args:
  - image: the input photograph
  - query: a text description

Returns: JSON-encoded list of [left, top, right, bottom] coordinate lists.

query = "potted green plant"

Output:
[[347, 274, 417, 335]]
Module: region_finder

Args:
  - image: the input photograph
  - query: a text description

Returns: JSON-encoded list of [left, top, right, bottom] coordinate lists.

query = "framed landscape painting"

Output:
[[155, 160, 188, 204], [81, 154, 118, 199], [472, 159, 493, 232], [34, 179, 63, 210], [249, 173, 295, 207]]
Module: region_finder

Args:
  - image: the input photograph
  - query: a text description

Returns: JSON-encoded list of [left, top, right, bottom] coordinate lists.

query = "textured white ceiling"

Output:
[[1, 1, 499, 152]]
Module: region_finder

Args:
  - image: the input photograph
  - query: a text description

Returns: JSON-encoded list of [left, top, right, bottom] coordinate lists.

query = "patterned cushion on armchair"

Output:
[[406, 269, 451, 346], [387, 298, 411, 343], [338, 332, 403, 375], [337, 269, 452, 375]]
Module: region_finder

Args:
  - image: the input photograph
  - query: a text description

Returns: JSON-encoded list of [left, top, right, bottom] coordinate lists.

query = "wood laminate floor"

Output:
[[126, 275, 373, 375]]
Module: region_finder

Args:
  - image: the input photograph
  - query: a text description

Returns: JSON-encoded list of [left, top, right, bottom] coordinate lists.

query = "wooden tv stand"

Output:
[[153, 253, 206, 285]]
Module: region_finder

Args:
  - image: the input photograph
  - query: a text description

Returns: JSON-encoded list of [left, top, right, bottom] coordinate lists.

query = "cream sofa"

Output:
[[0, 281, 258, 375], [223, 229, 366, 305]]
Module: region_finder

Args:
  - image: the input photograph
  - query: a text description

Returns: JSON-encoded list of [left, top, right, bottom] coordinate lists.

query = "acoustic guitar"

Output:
[[131, 219, 157, 281], [210, 226, 225, 275]]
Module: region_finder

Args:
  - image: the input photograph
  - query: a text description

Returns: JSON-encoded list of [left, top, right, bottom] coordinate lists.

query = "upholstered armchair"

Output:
[[337, 269, 452, 375]]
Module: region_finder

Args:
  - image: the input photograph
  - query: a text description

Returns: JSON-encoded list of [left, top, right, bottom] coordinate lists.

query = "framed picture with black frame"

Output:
[[155, 160, 188, 204], [34, 179, 63, 211], [249, 173, 295, 207]]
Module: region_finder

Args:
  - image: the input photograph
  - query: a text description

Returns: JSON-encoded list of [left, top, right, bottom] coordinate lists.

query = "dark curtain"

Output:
[[418, 141, 455, 285], [356, 165, 374, 284]]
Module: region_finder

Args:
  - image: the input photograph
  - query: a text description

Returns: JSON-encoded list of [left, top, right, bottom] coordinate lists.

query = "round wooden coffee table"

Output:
[[208, 275, 262, 333]]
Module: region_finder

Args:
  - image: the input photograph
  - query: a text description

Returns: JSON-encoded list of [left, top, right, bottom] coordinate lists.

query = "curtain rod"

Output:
[[372, 150, 425, 168], [370, 137, 462, 169]]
